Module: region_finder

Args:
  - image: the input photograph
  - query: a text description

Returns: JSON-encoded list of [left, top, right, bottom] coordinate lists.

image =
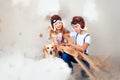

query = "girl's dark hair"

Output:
[[71, 16, 85, 29]]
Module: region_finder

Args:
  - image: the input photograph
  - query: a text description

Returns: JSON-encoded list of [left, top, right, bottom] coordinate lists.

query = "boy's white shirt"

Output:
[[70, 31, 91, 54]]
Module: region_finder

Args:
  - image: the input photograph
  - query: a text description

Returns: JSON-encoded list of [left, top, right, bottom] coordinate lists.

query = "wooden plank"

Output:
[[61, 46, 95, 80], [78, 51, 101, 72], [60, 46, 78, 57], [61, 46, 100, 72], [74, 57, 95, 80], [91, 55, 110, 72]]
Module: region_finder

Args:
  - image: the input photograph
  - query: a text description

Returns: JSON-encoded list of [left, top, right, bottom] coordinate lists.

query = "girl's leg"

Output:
[[61, 52, 73, 69], [58, 51, 62, 57]]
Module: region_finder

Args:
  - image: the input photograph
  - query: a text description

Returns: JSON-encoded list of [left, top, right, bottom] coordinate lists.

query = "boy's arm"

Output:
[[64, 33, 89, 53], [71, 42, 89, 53]]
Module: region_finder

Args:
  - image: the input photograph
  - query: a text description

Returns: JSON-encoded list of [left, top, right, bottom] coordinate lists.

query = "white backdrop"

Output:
[[0, 0, 120, 58], [0, 0, 120, 80]]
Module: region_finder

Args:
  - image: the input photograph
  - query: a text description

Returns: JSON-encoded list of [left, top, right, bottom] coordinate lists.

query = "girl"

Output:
[[49, 14, 69, 56]]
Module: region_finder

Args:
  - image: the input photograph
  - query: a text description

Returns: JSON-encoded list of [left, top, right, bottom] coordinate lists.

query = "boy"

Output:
[[63, 16, 91, 78]]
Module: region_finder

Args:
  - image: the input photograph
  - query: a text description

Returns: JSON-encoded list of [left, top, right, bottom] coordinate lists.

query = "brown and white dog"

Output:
[[43, 43, 57, 58]]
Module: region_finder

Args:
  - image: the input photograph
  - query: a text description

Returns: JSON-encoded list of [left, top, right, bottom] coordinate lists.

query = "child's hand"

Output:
[[57, 46, 64, 52], [65, 43, 71, 46], [59, 43, 66, 46], [66, 42, 74, 46]]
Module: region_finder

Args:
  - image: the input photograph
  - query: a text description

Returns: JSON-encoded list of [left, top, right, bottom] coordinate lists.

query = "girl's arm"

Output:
[[52, 37, 58, 46], [50, 30, 58, 46], [63, 33, 74, 44], [51, 33, 58, 46]]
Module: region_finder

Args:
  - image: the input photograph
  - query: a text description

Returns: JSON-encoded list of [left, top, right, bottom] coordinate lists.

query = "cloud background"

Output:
[[0, 0, 120, 80]]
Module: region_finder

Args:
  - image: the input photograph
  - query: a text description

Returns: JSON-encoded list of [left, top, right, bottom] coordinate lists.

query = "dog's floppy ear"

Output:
[[43, 45, 47, 53], [43, 45, 48, 58], [53, 44, 57, 53]]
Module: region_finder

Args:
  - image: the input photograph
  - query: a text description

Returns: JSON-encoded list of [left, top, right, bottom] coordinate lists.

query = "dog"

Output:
[[43, 43, 57, 58]]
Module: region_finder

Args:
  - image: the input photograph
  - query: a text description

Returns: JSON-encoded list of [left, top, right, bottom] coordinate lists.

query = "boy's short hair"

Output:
[[71, 16, 85, 29]]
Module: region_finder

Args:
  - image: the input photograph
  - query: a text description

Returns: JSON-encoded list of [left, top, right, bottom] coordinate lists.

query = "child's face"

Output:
[[53, 22, 63, 30], [72, 24, 81, 33]]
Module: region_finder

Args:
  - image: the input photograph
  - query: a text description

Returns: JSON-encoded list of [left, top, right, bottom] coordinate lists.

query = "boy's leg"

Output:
[[81, 60, 90, 77], [60, 51, 90, 77]]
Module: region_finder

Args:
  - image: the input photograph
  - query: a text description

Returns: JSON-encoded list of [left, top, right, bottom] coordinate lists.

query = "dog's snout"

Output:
[[50, 51, 52, 55]]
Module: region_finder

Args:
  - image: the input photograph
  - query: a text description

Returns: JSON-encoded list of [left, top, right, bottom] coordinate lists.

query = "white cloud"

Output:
[[36, 0, 60, 17], [83, 0, 98, 22], [11, 0, 32, 7]]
